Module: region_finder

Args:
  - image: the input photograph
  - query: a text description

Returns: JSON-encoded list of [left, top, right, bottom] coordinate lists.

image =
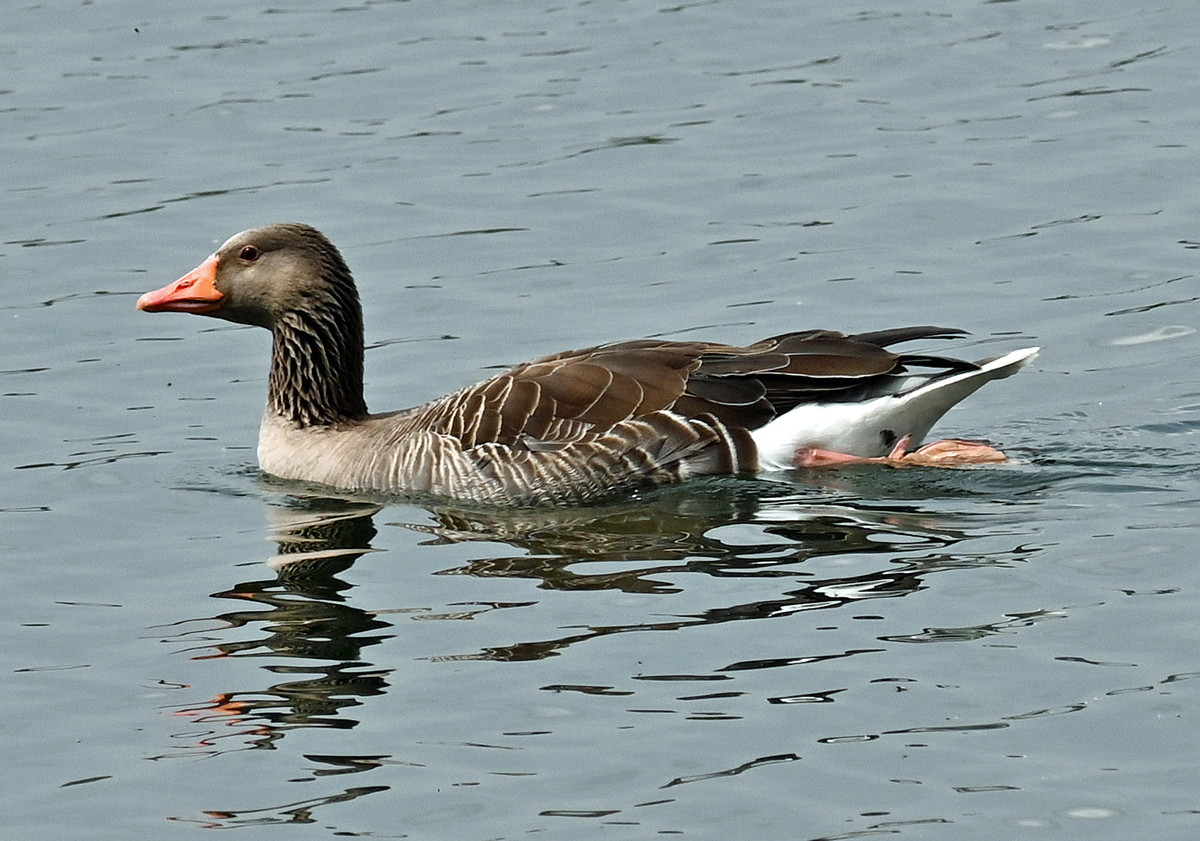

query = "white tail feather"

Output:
[[752, 347, 1039, 470]]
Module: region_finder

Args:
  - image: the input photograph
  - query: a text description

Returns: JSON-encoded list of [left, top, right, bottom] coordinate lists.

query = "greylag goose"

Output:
[[137, 223, 1038, 505]]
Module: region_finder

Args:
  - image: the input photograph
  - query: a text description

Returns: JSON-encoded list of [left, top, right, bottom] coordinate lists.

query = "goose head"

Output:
[[138, 223, 368, 426], [136, 223, 358, 331]]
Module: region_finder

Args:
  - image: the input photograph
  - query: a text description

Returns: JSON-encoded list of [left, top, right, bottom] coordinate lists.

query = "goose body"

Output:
[[138, 223, 1037, 506]]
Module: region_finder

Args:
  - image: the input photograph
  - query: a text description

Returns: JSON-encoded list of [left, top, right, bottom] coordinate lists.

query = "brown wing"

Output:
[[396, 340, 708, 448], [676, 327, 975, 428], [397, 326, 972, 447]]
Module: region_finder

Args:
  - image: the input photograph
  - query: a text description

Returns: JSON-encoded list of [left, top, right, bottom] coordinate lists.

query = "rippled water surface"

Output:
[[4, 1, 1200, 838]]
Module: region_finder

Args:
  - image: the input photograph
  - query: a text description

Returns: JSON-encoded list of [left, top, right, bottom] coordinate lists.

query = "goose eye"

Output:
[[239, 245, 261, 262]]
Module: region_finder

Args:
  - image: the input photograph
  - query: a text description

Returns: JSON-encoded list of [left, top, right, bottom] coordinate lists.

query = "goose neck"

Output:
[[268, 307, 368, 426]]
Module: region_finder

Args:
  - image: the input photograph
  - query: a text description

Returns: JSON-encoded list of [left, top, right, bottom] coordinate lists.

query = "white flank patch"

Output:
[[752, 347, 1039, 470]]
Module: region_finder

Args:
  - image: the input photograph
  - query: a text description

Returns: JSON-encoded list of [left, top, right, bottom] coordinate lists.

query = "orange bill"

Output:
[[137, 254, 224, 314]]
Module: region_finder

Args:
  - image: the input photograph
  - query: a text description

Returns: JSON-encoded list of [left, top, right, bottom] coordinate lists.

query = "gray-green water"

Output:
[[4, 1, 1200, 838]]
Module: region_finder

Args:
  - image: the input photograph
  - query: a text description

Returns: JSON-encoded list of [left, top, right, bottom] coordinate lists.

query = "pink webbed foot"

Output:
[[793, 436, 1008, 468], [893, 438, 1008, 466]]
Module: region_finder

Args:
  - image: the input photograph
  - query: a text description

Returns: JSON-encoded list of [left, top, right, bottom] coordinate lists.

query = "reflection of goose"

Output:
[[138, 223, 1037, 505]]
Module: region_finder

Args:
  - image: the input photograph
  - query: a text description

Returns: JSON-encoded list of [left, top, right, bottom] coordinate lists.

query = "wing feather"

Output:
[[390, 326, 970, 450]]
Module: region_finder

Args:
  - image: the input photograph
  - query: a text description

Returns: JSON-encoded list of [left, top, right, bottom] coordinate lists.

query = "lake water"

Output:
[[4, 0, 1200, 838]]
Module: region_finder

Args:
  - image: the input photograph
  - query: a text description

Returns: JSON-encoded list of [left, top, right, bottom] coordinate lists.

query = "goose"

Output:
[[137, 223, 1038, 505]]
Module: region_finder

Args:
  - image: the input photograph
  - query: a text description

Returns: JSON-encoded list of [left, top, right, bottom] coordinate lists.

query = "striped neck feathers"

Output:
[[267, 268, 368, 427]]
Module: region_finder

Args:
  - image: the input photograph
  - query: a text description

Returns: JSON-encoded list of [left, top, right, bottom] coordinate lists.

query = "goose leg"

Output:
[[794, 436, 1008, 468]]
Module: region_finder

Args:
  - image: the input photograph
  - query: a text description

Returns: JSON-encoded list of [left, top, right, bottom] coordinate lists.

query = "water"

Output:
[[4, 0, 1200, 837]]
